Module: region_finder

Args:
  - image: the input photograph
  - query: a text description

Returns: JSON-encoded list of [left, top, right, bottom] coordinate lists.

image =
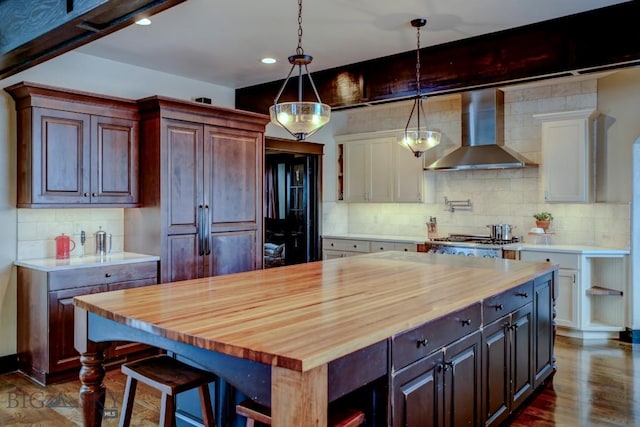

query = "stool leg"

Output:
[[197, 384, 216, 427], [159, 393, 175, 427], [118, 376, 138, 427]]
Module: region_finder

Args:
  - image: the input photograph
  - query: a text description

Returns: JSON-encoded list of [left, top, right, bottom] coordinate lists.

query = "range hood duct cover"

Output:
[[426, 89, 537, 170]]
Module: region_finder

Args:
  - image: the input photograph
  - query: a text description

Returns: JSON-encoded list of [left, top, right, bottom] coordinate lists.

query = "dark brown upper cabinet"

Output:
[[5, 82, 140, 208]]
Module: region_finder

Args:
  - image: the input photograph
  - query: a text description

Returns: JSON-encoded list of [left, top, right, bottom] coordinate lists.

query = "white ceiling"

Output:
[[77, 0, 629, 89]]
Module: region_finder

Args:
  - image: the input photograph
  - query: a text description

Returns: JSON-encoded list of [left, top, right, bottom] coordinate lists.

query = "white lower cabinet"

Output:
[[520, 248, 628, 339], [322, 237, 418, 259]]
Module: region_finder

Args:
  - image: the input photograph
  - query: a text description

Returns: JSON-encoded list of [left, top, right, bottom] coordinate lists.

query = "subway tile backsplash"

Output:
[[17, 208, 125, 259]]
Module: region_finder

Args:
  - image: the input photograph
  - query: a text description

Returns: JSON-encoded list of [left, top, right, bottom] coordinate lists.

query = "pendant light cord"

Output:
[[296, 0, 304, 56], [415, 22, 422, 131]]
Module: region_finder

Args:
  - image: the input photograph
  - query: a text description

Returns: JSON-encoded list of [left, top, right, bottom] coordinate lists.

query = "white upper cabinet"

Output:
[[393, 142, 424, 202], [534, 109, 598, 203], [337, 132, 425, 203]]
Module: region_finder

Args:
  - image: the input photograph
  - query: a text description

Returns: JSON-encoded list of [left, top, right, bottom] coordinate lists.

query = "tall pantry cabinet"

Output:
[[125, 97, 269, 282]]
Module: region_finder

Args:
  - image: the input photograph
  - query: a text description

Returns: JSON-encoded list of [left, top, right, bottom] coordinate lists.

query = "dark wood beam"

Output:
[[236, 1, 640, 114], [0, 0, 187, 80]]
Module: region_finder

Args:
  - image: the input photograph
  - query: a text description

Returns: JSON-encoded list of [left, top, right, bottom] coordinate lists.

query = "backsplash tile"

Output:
[[17, 208, 125, 259]]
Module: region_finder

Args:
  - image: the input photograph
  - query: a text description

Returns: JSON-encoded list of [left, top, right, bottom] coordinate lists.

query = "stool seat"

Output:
[[119, 355, 216, 427], [236, 399, 365, 427]]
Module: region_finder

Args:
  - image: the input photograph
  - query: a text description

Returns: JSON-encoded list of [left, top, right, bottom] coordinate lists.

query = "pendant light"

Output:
[[269, 0, 330, 141], [398, 18, 441, 157]]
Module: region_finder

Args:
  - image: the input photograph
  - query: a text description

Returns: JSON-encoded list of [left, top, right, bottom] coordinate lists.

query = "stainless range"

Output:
[[426, 234, 521, 258]]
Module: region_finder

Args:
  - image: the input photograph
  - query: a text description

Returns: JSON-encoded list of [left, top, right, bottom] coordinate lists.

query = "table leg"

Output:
[[79, 349, 107, 427], [271, 364, 328, 426]]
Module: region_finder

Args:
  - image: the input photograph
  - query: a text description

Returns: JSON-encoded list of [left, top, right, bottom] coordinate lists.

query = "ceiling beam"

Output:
[[236, 1, 640, 114], [0, 0, 187, 80]]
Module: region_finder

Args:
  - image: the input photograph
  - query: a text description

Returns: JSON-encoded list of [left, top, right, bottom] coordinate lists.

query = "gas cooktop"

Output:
[[428, 234, 521, 245]]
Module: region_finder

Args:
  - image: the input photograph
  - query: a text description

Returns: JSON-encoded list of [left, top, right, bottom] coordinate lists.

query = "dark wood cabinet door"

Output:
[[162, 119, 204, 281], [90, 115, 139, 204], [31, 108, 91, 204], [533, 273, 554, 387], [48, 285, 108, 373], [392, 350, 444, 427], [164, 119, 203, 234], [206, 230, 257, 276], [166, 234, 202, 282], [482, 316, 510, 427], [511, 304, 533, 409], [204, 125, 262, 273], [444, 331, 481, 427]]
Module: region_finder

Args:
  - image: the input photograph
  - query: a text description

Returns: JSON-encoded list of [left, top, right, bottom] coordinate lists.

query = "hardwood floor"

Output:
[[0, 336, 638, 426]]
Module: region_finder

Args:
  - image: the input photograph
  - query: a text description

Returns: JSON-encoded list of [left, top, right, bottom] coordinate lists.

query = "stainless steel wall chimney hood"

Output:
[[425, 89, 537, 170]]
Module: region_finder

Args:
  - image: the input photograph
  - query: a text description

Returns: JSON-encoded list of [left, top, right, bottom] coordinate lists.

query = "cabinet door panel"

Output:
[[165, 120, 203, 234], [556, 269, 578, 328], [394, 143, 424, 202], [91, 115, 138, 204], [33, 108, 90, 204], [343, 142, 367, 202], [482, 317, 509, 427], [207, 127, 259, 226], [167, 234, 201, 282], [207, 230, 258, 276], [368, 139, 393, 202], [392, 351, 443, 427], [49, 285, 108, 373], [511, 304, 533, 408], [444, 331, 481, 427], [534, 274, 554, 387]]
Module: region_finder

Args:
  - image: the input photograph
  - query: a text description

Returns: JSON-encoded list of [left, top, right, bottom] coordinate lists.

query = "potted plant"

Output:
[[533, 211, 553, 231]]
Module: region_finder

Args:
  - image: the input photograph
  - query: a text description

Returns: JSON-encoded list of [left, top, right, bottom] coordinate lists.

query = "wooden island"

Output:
[[73, 251, 557, 426]]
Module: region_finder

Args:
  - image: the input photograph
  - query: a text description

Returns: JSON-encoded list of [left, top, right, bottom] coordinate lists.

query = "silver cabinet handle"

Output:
[[203, 205, 211, 256], [198, 205, 205, 256]]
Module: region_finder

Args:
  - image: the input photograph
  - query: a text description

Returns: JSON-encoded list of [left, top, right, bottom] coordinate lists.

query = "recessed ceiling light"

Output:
[[261, 57, 277, 64], [135, 18, 151, 26]]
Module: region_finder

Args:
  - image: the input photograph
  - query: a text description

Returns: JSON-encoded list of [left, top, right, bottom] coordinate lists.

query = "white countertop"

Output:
[[503, 243, 629, 256], [14, 252, 160, 272], [322, 233, 426, 244]]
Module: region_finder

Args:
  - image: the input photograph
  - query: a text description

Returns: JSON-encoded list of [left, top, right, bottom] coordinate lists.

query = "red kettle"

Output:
[[55, 234, 76, 259]]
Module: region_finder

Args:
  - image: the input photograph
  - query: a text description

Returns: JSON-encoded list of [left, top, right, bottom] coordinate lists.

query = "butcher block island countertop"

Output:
[[73, 251, 557, 426]]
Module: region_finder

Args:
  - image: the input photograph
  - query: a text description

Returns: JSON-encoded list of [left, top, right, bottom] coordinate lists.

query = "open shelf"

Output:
[[586, 286, 623, 296]]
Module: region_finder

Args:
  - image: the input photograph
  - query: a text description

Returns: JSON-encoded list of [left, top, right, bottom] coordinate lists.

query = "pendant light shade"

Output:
[[270, 0, 330, 140], [398, 18, 441, 158]]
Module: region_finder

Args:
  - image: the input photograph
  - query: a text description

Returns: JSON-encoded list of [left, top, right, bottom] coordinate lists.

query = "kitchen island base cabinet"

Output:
[[392, 331, 482, 427], [482, 304, 533, 427]]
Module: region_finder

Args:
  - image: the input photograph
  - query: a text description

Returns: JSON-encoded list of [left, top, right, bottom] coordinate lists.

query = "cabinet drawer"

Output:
[[49, 261, 158, 290], [392, 303, 481, 371], [520, 251, 579, 269], [322, 238, 370, 253], [370, 241, 396, 252], [483, 281, 534, 324], [394, 243, 417, 253]]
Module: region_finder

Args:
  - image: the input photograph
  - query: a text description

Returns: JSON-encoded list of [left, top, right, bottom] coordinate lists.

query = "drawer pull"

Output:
[[416, 338, 428, 348], [380, 247, 384, 250], [494, 304, 504, 311], [331, 243, 334, 247], [443, 361, 454, 371], [516, 292, 529, 298], [461, 319, 472, 326], [353, 245, 357, 248], [105, 273, 112, 278], [404, 248, 408, 251], [546, 258, 550, 262]]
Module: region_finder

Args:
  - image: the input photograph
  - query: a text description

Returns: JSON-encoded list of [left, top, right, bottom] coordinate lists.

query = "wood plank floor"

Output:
[[0, 336, 638, 426]]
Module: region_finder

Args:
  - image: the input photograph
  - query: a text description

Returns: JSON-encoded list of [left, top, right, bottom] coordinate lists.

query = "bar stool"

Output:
[[119, 355, 216, 427], [235, 399, 365, 427]]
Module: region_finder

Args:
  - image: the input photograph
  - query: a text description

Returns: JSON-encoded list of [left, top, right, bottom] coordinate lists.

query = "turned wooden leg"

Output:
[[79, 350, 107, 427]]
